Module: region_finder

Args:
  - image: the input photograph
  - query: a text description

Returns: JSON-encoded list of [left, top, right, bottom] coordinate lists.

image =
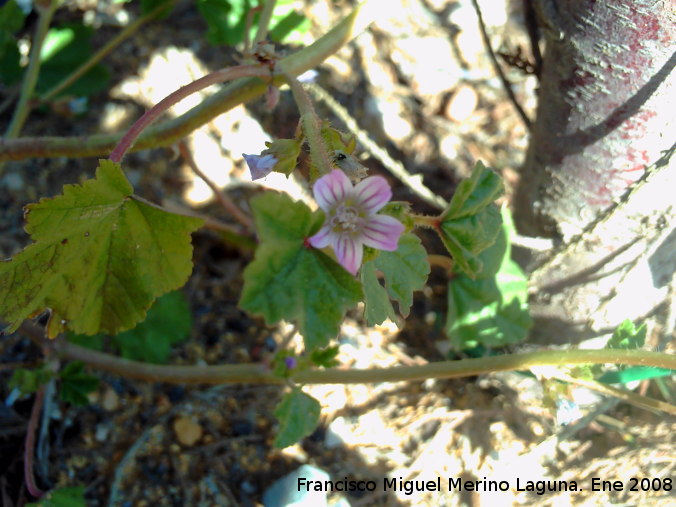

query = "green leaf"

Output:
[[269, 9, 310, 44], [361, 261, 398, 326], [263, 138, 302, 176], [439, 161, 504, 278], [310, 346, 340, 368], [197, 0, 250, 46], [59, 362, 99, 406], [0, 160, 203, 338], [0, 1, 25, 34], [273, 388, 321, 448], [240, 192, 362, 350], [607, 319, 647, 349], [110, 291, 192, 363], [26, 486, 86, 507], [373, 233, 429, 317], [598, 366, 673, 385], [9, 368, 54, 395], [37, 24, 110, 97], [445, 207, 531, 350]]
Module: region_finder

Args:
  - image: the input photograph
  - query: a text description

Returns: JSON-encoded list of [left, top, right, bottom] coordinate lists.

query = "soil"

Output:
[[1, 1, 674, 506]]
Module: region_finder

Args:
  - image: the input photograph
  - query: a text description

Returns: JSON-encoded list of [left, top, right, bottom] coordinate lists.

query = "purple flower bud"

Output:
[[284, 357, 297, 370], [243, 153, 277, 180]]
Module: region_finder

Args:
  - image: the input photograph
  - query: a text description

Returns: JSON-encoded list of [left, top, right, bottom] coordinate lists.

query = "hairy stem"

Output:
[[40, 0, 177, 102], [280, 67, 333, 177], [109, 65, 270, 162], [44, 332, 676, 388], [0, 0, 378, 162], [253, 0, 278, 46]]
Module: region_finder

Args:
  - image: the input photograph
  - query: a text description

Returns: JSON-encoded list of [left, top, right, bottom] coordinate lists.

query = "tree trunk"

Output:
[[514, 0, 676, 337]]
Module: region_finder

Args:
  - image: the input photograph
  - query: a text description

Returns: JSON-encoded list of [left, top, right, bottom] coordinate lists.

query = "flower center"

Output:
[[331, 205, 362, 233]]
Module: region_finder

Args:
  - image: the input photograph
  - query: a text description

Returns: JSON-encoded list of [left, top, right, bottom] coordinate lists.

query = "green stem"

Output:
[[110, 65, 270, 162], [48, 335, 675, 387], [4, 0, 58, 140], [0, 0, 378, 162], [253, 0, 277, 46], [40, 0, 177, 102], [280, 67, 333, 177]]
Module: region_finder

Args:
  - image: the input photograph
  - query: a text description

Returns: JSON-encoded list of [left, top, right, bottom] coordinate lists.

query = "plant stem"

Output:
[[253, 0, 277, 46], [280, 67, 333, 177], [24, 386, 46, 498], [44, 333, 676, 387], [109, 65, 271, 162], [4, 0, 58, 141], [0, 0, 379, 162], [412, 214, 441, 229], [40, 0, 177, 102]]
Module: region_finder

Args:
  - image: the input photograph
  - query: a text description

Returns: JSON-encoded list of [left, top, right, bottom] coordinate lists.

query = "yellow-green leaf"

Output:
[[0, 160, 202, 338]]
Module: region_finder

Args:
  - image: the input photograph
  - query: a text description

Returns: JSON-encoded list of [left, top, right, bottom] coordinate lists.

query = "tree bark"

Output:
[[516, 0, 675, 238], [514, 0, 676, 336]]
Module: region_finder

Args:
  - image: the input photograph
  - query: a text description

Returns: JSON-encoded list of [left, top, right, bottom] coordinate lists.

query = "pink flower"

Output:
[[309, 170, 405, 275]]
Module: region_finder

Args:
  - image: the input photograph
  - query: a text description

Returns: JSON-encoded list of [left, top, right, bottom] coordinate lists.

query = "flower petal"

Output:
[[353, 175, 392, 213], [361, 215, 405, 251], [308, 224, 335, 249], [313, 170, 353, 211], [335, 234, 363, 275], [243, 153, 277, 180]]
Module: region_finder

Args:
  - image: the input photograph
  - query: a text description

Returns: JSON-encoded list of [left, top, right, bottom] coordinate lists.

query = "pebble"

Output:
[[445, 85, 479, 122], [173, 416, 203, 447], [101, 387, 120, 411], [262, 464, 330, 507]]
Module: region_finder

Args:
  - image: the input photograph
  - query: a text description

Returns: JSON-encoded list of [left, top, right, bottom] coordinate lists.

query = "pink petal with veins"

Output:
[[308, 224, 334, 249], [361, 215, 405, 251], [353, 175, 392, 213], [313, 170, 353, 211], [335, 235, 363, 275]]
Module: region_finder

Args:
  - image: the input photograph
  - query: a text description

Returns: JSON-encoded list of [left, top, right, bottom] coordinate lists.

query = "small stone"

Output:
[[173, 416, 203, 447], [445, 85, 479, 122], [101, 387, 119, 411]]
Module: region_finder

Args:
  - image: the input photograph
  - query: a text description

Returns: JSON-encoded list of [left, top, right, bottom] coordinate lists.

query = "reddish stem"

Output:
[[24, 386, 46, 498], [109, 65, 271, 163]]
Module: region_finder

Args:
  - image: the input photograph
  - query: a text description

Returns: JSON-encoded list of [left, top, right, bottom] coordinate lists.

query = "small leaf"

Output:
[[361, 261, 398, 326], [110, 291, 192, 364], [240, 192, 362, 350], [310, 346, 340, 368], [59, 362, 99, 406], [0, 160, 203, 337], [438, 161, 504, 278], [598, 366, 673, 385], [9, 368, 53, 395], [373, 233, 429, 317], [262, 138, 302, 176], [0, 0, 25, 34], [197, 0, 249, 46], [445, 208, 531, 350], [273, 388, 321, 448], [607, 319, 647, 349], [26, 486, 86, 507], [37, 24, 110, 98]]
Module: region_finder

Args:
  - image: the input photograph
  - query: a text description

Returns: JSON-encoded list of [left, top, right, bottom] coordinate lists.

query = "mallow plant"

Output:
[[0, 0, 674, 500]]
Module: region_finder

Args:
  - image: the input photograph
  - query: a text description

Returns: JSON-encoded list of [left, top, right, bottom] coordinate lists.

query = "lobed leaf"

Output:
[[273, 388, 321, 448], [445, 207, 531, 350], [0, 160, 203, 338], [59, 362, 99, 406], [439, 161, 504, 278], [361, 261, 398, 326], [239, 192, 363, 350], [607, 319, 647, 349]]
